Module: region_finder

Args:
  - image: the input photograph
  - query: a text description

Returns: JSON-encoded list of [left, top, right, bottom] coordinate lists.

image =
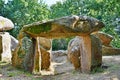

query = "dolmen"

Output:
[[12, 15, 105, 75], [0, 16, 18, 62]]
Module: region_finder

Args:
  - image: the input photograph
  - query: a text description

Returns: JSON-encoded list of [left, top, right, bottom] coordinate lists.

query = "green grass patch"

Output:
[[31, 78, 42, 80], [7, 72, 18, 77], [91, 67, 104, 74]]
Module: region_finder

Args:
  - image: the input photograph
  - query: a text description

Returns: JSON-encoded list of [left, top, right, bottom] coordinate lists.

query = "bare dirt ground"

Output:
[[0, 52, 120, 80]]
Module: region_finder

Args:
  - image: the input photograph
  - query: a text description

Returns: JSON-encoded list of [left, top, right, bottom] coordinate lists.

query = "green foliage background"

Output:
[[0, 0, 120, 50]]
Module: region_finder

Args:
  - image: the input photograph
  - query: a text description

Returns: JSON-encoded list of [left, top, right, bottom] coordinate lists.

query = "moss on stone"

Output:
[[23, 22, 52, 34]]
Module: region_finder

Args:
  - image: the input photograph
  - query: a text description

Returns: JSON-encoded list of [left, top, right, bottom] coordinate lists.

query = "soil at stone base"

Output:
[[0, 50, 120, 80]]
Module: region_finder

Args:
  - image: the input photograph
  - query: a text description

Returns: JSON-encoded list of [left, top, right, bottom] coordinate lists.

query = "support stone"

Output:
[[12, 37, 33, 69], [91, 35, 102, 69], [11, 35, 19, 51], [32, 37, 52, 75], [33, 37, 41, 74], [12, 36, 53, 75], [80, 35, 102, 73], [68, 35, 102, 73], [0, 35, 2, 61], [67, 36, 81, 70], [0, 32, 12, 62], [80, 35, 92, 73]]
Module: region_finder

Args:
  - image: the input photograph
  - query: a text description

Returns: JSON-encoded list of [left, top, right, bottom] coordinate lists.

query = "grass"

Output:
[[7, 72, 17, 77], [91, 67, 105, 74], [107, 64, 120, 71], [31, 78, 42, 80], [0, 61, 43, 80], [71, 70, 80, 75], [0, 61, 33, 77], [0, 61, 9, 66]]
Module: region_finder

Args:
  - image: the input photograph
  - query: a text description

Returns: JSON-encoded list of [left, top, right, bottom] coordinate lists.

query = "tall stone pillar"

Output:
[[80, 35, 102, 73], [80, 35, 92, 73], [0, 32, 12, 62], [68, 35, 102, 73], [0, 35, 2, 61], [32, 37, 53, 75]]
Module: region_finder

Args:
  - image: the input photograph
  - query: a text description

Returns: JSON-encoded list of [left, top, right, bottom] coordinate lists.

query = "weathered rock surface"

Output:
[[14, 15, 105, 75], [67, 35, 102, 72], [0, 32, 12, 62], [0, 35, 2, 60], [0, 16, 14, 31], [11, 35, 19, 51], [39, 37, 51, 50], [67, 36, 81, 70], [12, 37, 53, 75], [102, 46, 120, 55], [12, 37, 33, 69], [93, 32, 120, 55], [91, 35, 102, 69], [92, 31, 113, 46], [52, 50, 67, 63], [20, 15, 104, 38], [52, 50, 67, 57], [39, 37, 52, 70]]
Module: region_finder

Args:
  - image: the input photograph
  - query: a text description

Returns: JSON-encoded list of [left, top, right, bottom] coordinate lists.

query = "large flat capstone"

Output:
[[21, 15, 104, 38]]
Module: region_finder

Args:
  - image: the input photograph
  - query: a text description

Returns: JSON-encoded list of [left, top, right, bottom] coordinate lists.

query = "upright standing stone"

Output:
[[0, 35, 2, 60], [11, 35, 19, 51], [91, 35, 102, 69], [67, 35, 102, 73], [0, 32, 12, 62], [12, 36, 53, 75], [67, 36, 81, 70], [12, 37, 32, 68], [80, 35, 91, 73], [33, 37, 41, 73], [32, 37, 52, 74], [0, 16, 14, 62], [39, 37, 51, 70]]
